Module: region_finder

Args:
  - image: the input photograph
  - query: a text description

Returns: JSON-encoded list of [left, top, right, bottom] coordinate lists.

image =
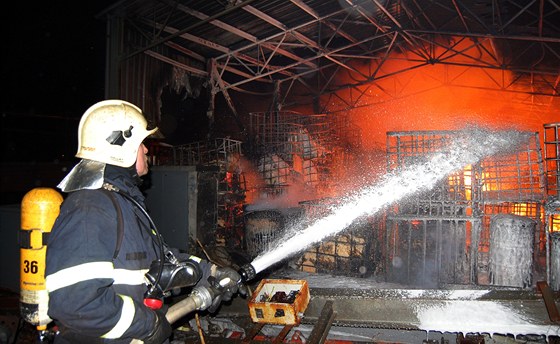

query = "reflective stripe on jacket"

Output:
[[46, 170, 160, 343]]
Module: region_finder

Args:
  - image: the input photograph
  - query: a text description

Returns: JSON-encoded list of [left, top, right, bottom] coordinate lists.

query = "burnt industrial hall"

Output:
[[1, 0, 560, 343]]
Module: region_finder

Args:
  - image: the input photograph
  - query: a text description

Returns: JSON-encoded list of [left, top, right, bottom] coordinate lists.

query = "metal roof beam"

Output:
[[162, 41, 271, 83], [208, 59, 240, 121], [451, 0, 471, 32], [343, 0, 390, 33], [503, 0, 560, 33], [342, 0, 421, 59], [142, 18, 293, 78], [123, 0, 259, 60], [174, 2, 316, 69], [242, 4, 364, 76], [241, 4, 367, 77], [214, 5, 354, 60], [243, 4, 320, 50], [370, 0, 430, 58], [501, 0, 538, 31], [214, 4, 396, 82], [221, 31, 398, 91], [144, 50, 207, 77], [164, 41, 205, 62], [289, 0, 360, 46], [408, 29, 560, 44]]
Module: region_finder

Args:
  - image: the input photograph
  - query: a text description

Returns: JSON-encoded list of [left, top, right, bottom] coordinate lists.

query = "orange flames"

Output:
[[246, 37, 558, 211], [323, 38, 557, 150]]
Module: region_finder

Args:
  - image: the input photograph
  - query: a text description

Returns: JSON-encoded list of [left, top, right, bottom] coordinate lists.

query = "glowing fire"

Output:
[[552, 214, 560, 232], [321, 37, 558, 151], [245, 37, 558, 218]]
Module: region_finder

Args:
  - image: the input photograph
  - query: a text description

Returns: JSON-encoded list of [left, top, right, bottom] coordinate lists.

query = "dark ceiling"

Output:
[[99, 0, 560, 112]]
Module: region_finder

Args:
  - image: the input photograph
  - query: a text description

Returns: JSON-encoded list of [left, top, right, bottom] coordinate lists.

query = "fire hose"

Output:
[[129, 285, 217, 344], [166, 285, 216, 324], [130, 264, 257, 343]]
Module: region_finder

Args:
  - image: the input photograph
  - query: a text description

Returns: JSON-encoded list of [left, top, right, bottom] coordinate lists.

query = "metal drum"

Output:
[[551, 232, 560, 291], [489, 214, 535, 288], [244, 210, 284, 258]]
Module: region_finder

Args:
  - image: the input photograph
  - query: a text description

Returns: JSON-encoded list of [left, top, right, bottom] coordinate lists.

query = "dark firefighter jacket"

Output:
[[45, 166, 162, 343]]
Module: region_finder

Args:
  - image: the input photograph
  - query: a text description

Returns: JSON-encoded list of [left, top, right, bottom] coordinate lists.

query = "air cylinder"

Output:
[[20, 188, 63, 329], [489, 214, 535, 288]]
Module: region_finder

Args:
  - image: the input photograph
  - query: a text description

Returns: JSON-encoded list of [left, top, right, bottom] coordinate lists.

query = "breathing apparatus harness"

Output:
[[101, 182, 200, 309]]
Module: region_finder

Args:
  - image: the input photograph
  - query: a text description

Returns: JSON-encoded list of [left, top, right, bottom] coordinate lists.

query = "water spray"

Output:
[[238, 128, 531, 282]]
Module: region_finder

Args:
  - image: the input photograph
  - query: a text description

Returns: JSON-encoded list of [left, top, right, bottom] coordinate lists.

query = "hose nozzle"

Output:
[[238, 263, 256, 282]]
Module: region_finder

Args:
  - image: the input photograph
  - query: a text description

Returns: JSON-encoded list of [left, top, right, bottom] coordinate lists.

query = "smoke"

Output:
[[249, 127, 532, 274], [244, 181, 314, 212], [324, 38, 558, 150], [240, 154, 321, 211]]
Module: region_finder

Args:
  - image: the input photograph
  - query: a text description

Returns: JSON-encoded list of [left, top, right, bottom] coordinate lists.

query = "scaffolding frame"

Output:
[[247, 111, 342, 198], [169, 138, 246, 249], [171, 138, 243, 168], [385, 130, 547, 287], [544, 122, 560, 289], [544, 123, 560, 198]]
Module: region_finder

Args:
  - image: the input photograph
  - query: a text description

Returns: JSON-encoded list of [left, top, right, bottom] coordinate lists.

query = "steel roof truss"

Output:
[[209, 59, 239, 119], [371, 0, 426, 53], [419, 36, 509, 69], [219, 30, 400, 91], [144, 18, 294, 78], [454, 0, 493, 32], [175, 2, 316, 69], [258, 33, 288, 76], [501, 0, 538, 32], [214, 5, 363, 64], [242, 4, 321, 53], [410, 0, 437, 30], [290, 0, 361, 47]]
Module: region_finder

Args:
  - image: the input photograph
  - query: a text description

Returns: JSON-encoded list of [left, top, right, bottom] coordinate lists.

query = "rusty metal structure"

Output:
[[157, 138, 247, 248], [284, 129, 552, 289], [385, 130, 547, 288], [247, 111, 358, 198], [544, 122, 560, 290], [98, 0, 560, 125]]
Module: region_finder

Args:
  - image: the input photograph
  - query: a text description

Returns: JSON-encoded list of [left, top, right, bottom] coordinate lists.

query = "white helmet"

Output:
[[76, 99, 158, 167]]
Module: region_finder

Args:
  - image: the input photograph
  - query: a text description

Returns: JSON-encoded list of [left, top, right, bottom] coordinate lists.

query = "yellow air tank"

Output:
[[20, 187, 63, 330]]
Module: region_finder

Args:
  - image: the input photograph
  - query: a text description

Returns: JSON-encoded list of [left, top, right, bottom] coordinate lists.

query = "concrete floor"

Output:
[[1, 287, 558, 344]]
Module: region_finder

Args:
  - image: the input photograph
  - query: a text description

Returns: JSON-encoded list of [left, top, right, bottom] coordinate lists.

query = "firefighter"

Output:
[[45, 100, 244, 343]]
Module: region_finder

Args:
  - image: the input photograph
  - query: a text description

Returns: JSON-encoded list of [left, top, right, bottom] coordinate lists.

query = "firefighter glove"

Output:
[[212, 266, 246, 300], [141, 309, 172, 344], [197, 265, 246, 313]]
